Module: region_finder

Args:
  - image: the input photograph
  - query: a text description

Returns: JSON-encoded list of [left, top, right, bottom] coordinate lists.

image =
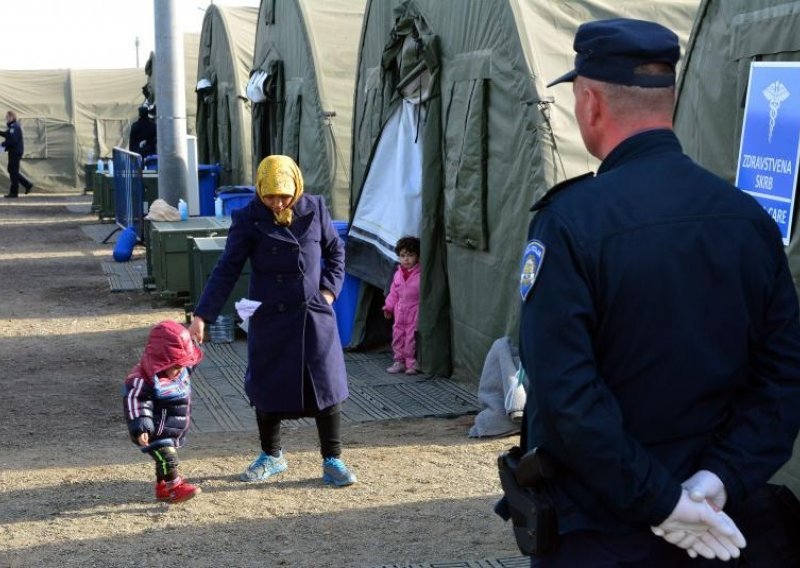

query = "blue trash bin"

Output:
[[198, 164, 221, 216], [331, 220, 359, 347], [217, 185, 256, 215]]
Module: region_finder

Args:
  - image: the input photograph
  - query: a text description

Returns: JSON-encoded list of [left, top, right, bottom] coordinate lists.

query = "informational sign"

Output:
[[736, 62, 800, 246]]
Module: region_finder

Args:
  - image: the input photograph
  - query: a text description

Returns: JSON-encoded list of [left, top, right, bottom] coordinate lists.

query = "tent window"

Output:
[[96, 118, 132, 158], [442, 78, 488, 250], [283, 80, 302, 163], [22, 118, 47, 159], [357, 67, 383, 166]]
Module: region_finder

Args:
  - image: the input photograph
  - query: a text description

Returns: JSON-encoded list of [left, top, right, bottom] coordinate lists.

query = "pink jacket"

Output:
[[384, 263, 421, 332]]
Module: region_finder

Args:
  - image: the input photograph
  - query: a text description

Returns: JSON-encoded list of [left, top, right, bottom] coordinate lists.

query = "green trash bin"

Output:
[[187, 236, 250, 322]]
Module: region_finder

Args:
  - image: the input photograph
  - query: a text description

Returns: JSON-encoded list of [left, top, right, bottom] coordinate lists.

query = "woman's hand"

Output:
[[321, 289, 335, 305], [188, 315, 205, 344], [137, 432, 150, 447]]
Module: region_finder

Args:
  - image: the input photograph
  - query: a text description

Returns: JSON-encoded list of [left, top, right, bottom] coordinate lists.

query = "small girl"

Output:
[[123, 320, 204, 503], [383, 236, 421, 375]]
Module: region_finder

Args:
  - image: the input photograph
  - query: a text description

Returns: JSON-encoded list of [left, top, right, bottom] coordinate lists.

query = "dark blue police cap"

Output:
[[548, 18, 680, 88]]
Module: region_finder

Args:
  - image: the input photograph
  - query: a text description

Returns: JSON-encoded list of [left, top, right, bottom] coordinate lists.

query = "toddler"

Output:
[[123, 320, 204, 503], [383, 236, 421, 375]]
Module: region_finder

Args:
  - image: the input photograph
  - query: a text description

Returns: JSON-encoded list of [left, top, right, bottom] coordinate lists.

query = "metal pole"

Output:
[[153, 0, 188, 206]]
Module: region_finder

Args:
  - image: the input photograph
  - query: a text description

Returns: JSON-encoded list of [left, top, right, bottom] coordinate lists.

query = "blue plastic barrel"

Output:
[[331, 220, 359, 347]]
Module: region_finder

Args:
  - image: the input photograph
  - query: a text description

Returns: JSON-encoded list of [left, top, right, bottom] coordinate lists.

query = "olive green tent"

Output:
[[673, 0, 800, 499], [0, 68, 146, 191], [143, 33, 200, 137], [195, 5, 258, 186], [249, 0, 366, 220], [347, 0, 699, 380]]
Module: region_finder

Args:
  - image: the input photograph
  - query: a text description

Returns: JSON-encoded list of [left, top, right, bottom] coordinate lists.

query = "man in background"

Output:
[[1, 110, 33, 198], [129, 105, 157, 159]]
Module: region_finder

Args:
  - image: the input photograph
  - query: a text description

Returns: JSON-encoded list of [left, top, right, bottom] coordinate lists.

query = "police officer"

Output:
[[1, 110, 33, 198], [129, 105, 157, 159], [517, 18, 800, 566]]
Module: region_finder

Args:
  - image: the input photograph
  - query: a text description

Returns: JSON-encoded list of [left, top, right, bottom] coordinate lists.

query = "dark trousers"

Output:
[[148, 445, 180, 482], [7, 153, 31, 196], [531, 529, 727, 567], [256, 404, 342, 459]]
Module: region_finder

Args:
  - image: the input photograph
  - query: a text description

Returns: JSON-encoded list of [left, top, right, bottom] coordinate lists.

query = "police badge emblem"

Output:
[[519, 240, 545, 301]]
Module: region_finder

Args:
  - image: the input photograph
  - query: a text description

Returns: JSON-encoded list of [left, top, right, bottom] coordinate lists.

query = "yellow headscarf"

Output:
[[255, 155, 304, 226]]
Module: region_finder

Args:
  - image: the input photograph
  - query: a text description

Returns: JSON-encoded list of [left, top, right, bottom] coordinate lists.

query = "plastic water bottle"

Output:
[[96, 159, 104, 173], [178, 199, 188, 221], [107, 159, 114, 176], [214, 196, 224, 218]]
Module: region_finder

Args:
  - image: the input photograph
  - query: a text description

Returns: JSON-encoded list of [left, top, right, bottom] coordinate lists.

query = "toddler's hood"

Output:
[[132, 320, 203, 379]]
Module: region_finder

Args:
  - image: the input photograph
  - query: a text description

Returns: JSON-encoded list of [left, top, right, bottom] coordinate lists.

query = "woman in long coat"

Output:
[[188, 155, 356, 487]]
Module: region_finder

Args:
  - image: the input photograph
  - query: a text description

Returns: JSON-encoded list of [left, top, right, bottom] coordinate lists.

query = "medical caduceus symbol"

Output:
[[763, 80, 790, 143]]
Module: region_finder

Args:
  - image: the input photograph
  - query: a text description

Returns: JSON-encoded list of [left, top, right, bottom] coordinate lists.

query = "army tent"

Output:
[[143, 33, 200, 136], [195, 5, 258, 186], [347, 0, 699, 380], [0, 68, 146, 191], [248, 0, 366, 220], [673, 0, 800, 498]]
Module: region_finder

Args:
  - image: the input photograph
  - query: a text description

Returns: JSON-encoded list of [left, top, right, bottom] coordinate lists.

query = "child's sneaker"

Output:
[[155, 480, 170, 501], [158, 477, 201, 503], [322, 457, 357, 487], [404, 366, 418, 375], [386, 361, 405, 374], [240, 450, 288, 482]]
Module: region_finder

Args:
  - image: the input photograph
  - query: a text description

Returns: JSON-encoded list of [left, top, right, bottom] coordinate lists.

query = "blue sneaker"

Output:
[[322, 457, 357, 487], [240, 451, 288, 482]]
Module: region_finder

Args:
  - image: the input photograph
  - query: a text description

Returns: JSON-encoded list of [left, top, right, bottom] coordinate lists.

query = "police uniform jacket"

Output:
[[0, 120, 24, 157], [519, 129, 800, 535], [193, 193, 348, 413]]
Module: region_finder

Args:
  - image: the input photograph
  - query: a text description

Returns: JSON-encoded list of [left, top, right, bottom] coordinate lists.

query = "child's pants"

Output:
[[148, 445, 180, 482], [392, 319, 416, 369]]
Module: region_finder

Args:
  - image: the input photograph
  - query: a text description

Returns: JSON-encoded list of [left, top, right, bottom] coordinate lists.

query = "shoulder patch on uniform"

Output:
[[530, 172, 594, 211], [520, 240, 545, 301]]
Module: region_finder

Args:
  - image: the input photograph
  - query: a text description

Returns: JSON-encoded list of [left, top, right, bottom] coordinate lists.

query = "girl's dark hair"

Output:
[[395, 235, 420, 256]]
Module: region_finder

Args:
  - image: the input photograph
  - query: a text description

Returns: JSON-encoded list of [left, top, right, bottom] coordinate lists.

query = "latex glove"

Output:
[[188, 316, 205, 344], [683, 469, 727, 511], [651, 489, 746, 561]]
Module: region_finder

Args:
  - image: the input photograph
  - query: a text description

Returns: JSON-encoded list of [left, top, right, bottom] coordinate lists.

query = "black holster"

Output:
[[495, 445, 558, 556]]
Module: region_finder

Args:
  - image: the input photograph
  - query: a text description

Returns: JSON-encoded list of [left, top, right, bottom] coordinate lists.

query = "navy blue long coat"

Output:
[[193, 194, 347, 413]]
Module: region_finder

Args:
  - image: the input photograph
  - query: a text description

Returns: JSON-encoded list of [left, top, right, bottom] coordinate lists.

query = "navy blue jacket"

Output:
[[519, 129, 800, 534], [123, 369, 192, 448], [194, 193, 348, 413], [128, 117, 157, 158], [0, 120, 24, 157]]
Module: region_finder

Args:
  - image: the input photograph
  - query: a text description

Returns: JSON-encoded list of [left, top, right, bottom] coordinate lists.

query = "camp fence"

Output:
[[112, 147, 145, 241]]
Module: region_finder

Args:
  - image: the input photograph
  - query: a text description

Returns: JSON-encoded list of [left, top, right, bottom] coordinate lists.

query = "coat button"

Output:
[[276, 275, 283, 282], [272, 246, 278, 254], [278, 303, 285, 312]]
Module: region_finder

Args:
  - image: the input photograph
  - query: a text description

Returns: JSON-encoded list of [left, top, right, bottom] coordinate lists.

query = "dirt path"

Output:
[[0, 190, 521, 568]]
